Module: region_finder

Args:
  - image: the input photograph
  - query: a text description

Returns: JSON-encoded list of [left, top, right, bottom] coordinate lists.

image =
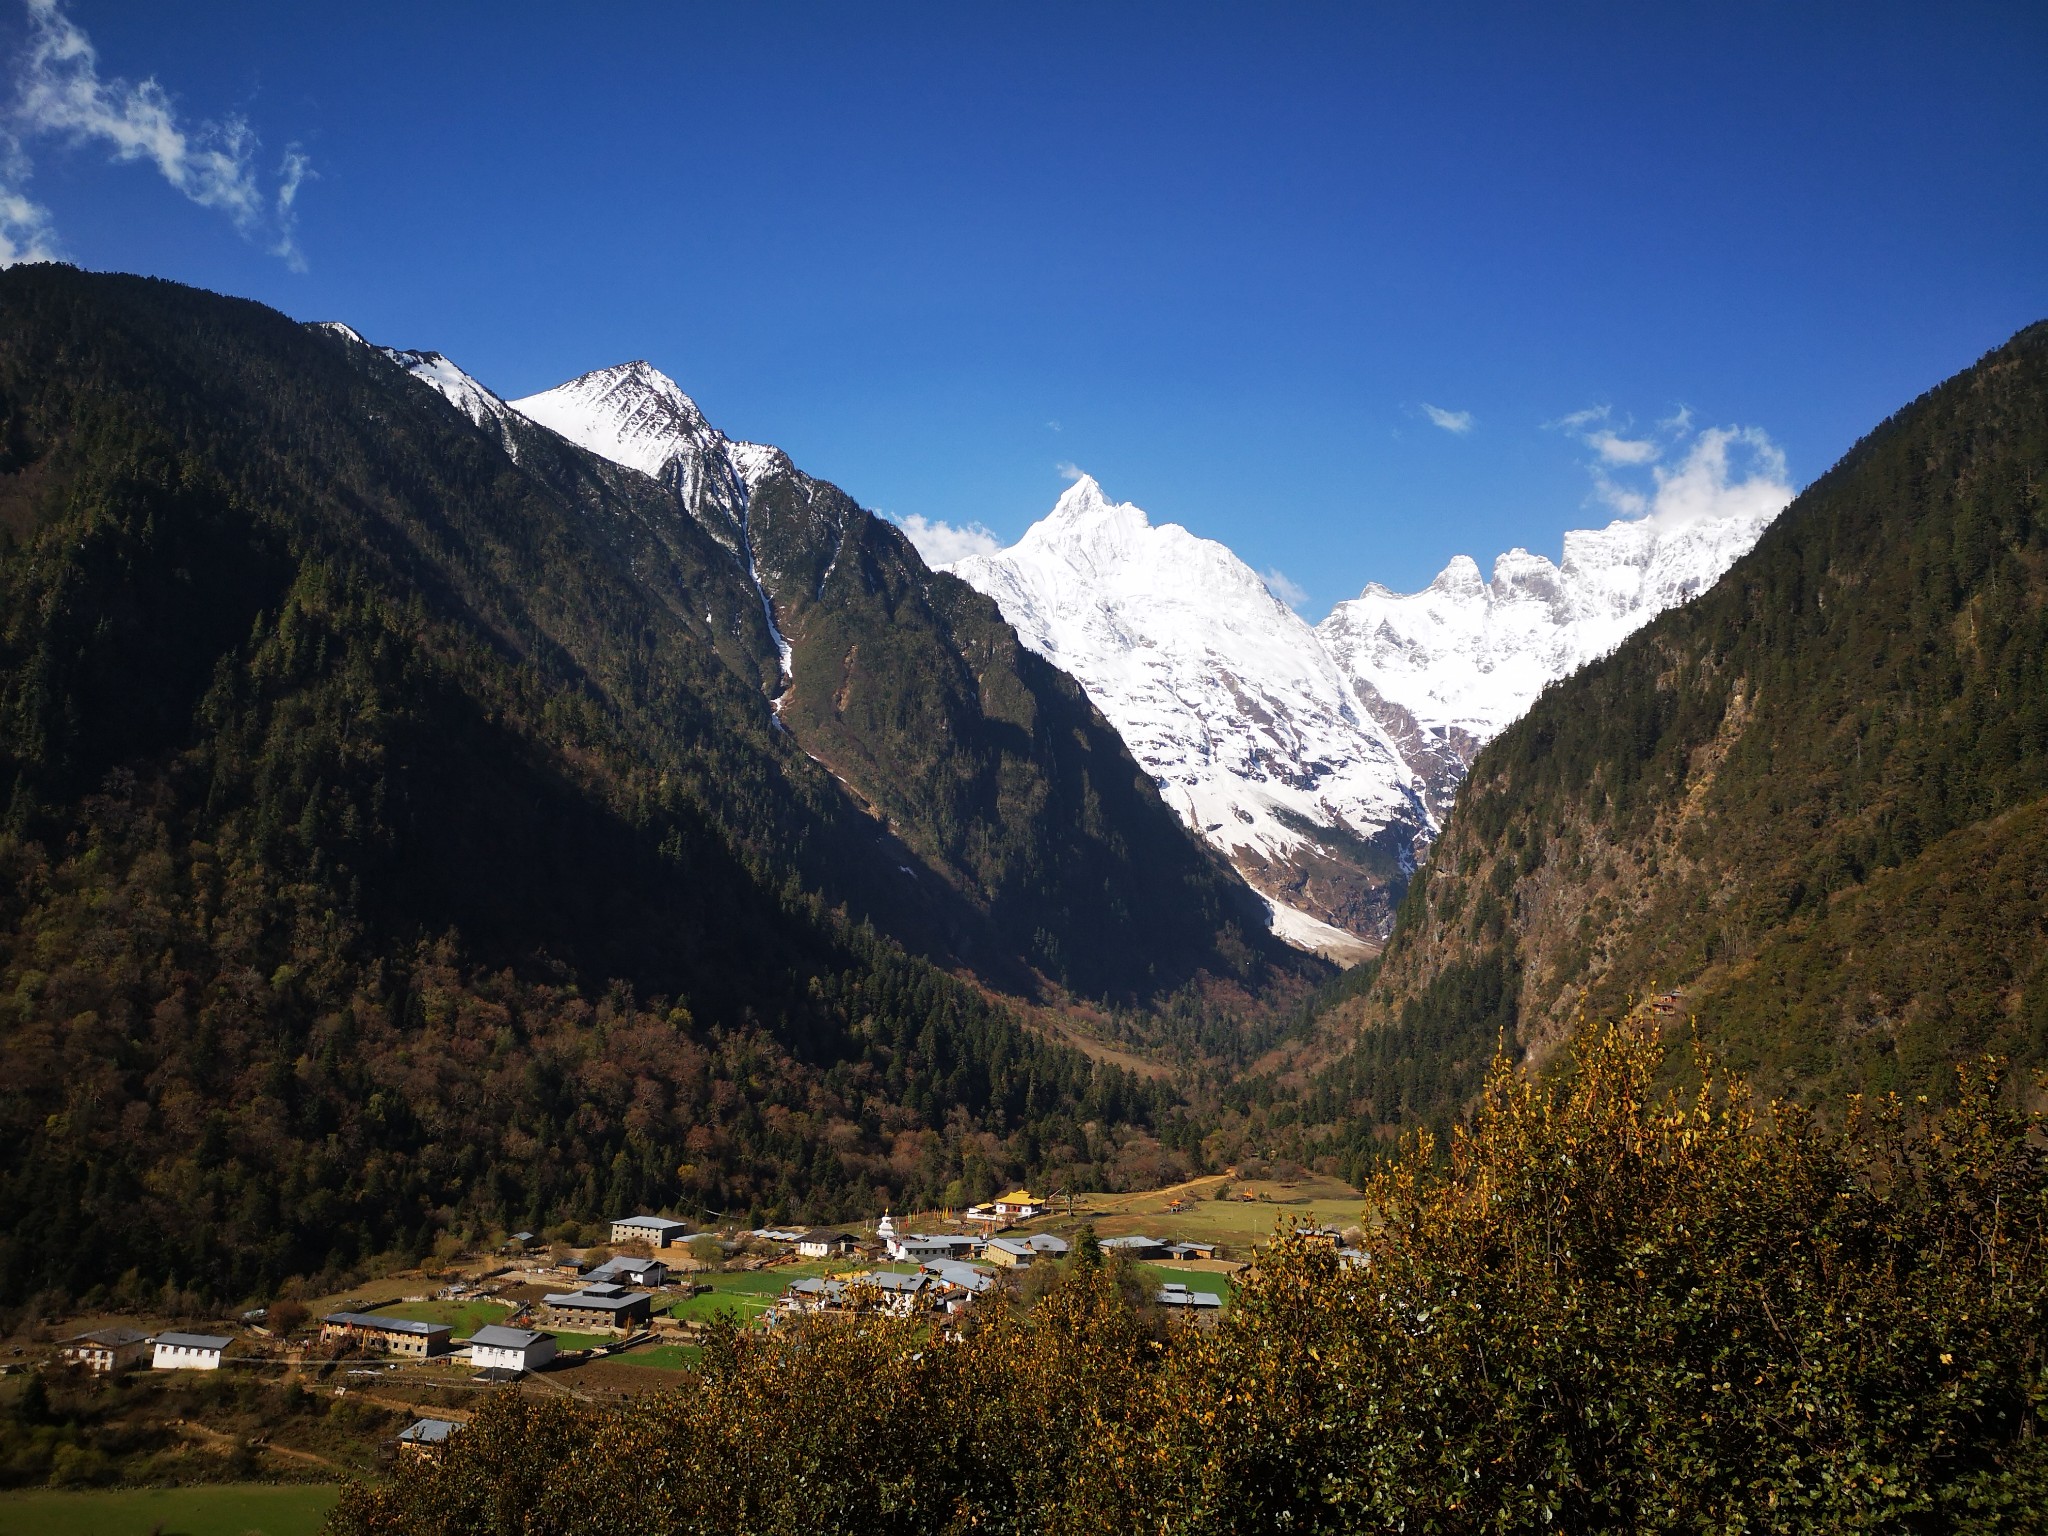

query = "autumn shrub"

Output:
[[329, 1026, 2048, 1534]]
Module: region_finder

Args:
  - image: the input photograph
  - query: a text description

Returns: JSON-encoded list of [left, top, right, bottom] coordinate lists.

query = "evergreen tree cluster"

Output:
[[1291, 317, 2048, 1163]]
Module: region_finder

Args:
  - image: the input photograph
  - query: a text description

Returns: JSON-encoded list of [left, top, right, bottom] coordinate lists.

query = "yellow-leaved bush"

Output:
[[332, 1025, 2047, 1534]]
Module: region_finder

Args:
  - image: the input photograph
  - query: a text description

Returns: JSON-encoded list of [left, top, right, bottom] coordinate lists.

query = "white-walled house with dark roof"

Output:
[[468, 1325, 557, 1373], [152, 1333, 231, 1370]]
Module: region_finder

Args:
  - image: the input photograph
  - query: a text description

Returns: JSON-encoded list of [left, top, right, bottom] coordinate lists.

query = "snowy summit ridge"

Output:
[[950, 476, 1427, 956], [512, 363, 795, 683], [945, 476, 1783, 953]]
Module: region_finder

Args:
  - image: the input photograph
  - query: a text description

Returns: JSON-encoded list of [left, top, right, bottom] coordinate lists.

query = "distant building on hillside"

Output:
[[1100, 1235, 1167, 1260], [538, 1286, 652, 1333], [396, 1418, 464, 1460], [922, 1258, 997, 1296], [152, 1333, 230, 1371], [467, 1325, 557, 1374], [1156, 1283, 1223, 1321], [61, 1327, 150, 1374], [780, 1271, 937, 1319], [321, 1313, 453, 1358], [993, 1190, 1046, 1219], [888, 1232, 977, 1264], [584, 1255, 670, 1288], [797, 1230, 855, 1260], [610, 1215, 691, 1250], [983, 1237, 1038, 1269], [1025, 1233, 1070, 1258]]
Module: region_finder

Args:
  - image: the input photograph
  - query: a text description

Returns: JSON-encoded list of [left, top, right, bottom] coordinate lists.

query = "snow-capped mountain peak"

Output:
[[948, 481, 1425, 955], [382, 348, 521, 443], [510, 361, 799, 684], [1317, 501, 1780, 755], [511, 361, 718, 482], [946, 480, 1783, 956]]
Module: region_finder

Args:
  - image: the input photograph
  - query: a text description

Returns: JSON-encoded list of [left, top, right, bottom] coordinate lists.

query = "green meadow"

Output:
[[0, 1482, 338, 1536]]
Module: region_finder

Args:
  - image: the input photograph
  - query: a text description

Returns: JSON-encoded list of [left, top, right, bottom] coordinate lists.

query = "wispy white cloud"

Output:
[[1556, 399, 1788, 530], [0, 0, 310, 269], [1421, 403, 1473, 434], [1261, 567, 1309, 610], [1046, 419, 1062, 433], [1055, 460, 1086, 481], [1553, 403, 1658, 465], [894, 512, 1004, 568], [1589, 430, 1658, 465], [1594, 424, 1791, 530]]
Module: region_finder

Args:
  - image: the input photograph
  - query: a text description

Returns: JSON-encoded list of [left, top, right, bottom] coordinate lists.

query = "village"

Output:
[[4, 1172, 1370, 1477]]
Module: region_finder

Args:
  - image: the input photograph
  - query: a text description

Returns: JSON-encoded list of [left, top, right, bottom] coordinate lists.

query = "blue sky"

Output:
[[2, 2, 2043, 608]]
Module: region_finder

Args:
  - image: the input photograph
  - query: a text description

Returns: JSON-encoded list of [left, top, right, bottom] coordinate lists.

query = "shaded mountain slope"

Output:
[[1295, 319, 2048, 1161], [0, 266, 1218, 1304], [506, 359, 1287, 997]]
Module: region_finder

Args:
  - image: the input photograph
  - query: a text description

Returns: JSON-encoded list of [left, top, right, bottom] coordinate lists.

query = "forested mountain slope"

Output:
[[503, 357, 1284, 995], [1297, 320, 2048, 1161], [0, 267, 1249, 1306]]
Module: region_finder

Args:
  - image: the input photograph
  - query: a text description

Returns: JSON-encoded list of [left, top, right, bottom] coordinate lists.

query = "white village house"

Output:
[[467, 1324, 557, 1374], [152, 1332, 230, 1371], [584, 1254, 670, 1288], [60, 1327, 150, 1375]]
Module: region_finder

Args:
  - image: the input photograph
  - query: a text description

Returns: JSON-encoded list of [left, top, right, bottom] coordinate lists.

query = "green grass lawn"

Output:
[[548, 1331, 616, 1351], [368, 1297, 512, 1336], [1134, 1263, 1234, 1308], [0, 1482, 339, 1536], [662, 1264, 852, 1325], [611, 1343, 701, 1371]]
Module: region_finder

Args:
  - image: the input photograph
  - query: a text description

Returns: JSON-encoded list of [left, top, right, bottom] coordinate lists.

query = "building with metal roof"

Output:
[[321, 1312, 454, 1357]]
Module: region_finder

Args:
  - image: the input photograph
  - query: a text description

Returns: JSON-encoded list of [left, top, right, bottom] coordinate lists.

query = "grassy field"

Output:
[[1063, 1173, 1364, 1252], [368, 1297, 512, 1336], [0, 1482, 339, 1536], [663, 1262, 846, 1326], [549, 1331, 616, 1351], [611, 1343, 702, 1371]]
